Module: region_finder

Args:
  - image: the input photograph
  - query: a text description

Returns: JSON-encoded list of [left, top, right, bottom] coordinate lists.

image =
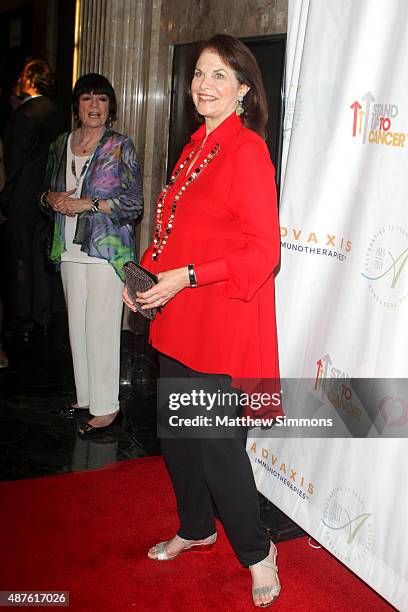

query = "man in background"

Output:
[[1, 59, 63, 339], [0, 137, 8, 366]]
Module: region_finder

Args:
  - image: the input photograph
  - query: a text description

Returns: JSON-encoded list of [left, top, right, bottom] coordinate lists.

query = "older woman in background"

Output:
[[124, 35, 281, 607], [42, 73, 143, 436]]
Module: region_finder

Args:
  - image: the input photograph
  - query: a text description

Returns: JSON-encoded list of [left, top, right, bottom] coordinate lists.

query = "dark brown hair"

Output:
[[194, 34, 268, 139], [22, 59, 55, 97], [72, 73, 117, 123]]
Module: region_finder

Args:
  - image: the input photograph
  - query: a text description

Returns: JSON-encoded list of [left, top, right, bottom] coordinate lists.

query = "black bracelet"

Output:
[[187, 263, 197, 287], [90, 197, 100, 213], [40, 190, 50, 208]]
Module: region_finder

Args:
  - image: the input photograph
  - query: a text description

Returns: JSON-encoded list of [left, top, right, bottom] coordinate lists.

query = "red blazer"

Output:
[[142, 112, 280, 382]]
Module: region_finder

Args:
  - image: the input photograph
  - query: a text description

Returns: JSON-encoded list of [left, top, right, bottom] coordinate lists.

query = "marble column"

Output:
[[75, 0, 288, 256], [77, 0, 154, 166]]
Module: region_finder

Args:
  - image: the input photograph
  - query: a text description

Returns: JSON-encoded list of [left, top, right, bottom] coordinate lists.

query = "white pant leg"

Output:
[[61, 262, 90, 407], [85, 264, 124, 416]]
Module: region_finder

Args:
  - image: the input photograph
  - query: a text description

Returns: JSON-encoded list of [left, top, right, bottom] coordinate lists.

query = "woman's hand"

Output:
[[138, 267, 190, 309], [122, 285, 136, 312], [122, 267, 190, 312], [50, 194, 110, 217], [57, 197, 92, 216], [139, 267, 191, 309], [48, 192, 95, 217], [47, 189, 76, 212]]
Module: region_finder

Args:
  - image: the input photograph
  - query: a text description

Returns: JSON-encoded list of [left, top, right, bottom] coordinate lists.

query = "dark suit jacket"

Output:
[[0, 96, 63, 223]]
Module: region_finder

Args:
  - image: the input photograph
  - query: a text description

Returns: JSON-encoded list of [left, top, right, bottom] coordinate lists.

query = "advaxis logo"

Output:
[[280, 226, 352, 263], [249, 443, 314, 501], [350, 92, 406, 147]]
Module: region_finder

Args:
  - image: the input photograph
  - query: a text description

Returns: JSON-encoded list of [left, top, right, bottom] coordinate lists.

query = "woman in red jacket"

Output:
[[124, 34, 281, 607]]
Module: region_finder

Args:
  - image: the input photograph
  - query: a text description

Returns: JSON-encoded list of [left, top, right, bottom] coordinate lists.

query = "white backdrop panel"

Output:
[[249, 1, 408, 608]]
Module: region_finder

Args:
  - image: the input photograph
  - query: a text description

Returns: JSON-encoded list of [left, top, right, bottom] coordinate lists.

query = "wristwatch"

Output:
[[40, 191, 50, 208]]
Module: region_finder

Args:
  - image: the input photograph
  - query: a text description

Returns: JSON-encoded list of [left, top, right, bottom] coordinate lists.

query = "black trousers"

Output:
[[159, 352, 270, 567], [5, 218, 53, 331]]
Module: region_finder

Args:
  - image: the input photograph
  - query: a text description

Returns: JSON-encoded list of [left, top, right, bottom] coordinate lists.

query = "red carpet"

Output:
[[0, 456, 393, 611]]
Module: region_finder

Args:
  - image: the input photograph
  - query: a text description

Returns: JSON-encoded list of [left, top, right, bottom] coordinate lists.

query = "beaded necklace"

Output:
[[71, 156, 91, 187], [152, 143, 220, 260], [70, 128, 105, 187]]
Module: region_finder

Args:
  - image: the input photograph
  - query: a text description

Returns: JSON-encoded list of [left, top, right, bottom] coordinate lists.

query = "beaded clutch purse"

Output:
[[123, 261, 159, 320]]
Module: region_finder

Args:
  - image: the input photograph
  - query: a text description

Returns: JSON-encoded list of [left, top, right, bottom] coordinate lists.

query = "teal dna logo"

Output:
[[322, 504, 371, 544], [323, 486, 373, 562], [362, 226, 408, 308]]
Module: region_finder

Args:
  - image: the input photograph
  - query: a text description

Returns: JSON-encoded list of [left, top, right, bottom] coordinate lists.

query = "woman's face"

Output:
[[78, 92, 109, 129], [191, 49, 249, 131]]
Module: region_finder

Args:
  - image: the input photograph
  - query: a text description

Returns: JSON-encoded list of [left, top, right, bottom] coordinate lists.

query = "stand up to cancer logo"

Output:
[[350, 92, 406, 147]]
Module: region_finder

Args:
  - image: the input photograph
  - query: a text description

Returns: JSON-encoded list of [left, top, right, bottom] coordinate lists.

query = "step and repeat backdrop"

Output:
[[249, 1, 408, 609]]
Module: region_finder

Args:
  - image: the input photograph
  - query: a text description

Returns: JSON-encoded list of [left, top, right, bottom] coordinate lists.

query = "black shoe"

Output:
[[60, 403, 90, 418], [61, 402, 90, 416], [77, 412, 121, 438]]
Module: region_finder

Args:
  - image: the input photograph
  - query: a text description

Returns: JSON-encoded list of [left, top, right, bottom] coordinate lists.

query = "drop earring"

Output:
[[236, 94, 244, 116]]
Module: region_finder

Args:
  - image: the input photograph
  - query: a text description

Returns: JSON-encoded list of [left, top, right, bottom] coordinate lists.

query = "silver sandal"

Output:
[[148, 532, 217, 561], [251, 544, 281, 607]]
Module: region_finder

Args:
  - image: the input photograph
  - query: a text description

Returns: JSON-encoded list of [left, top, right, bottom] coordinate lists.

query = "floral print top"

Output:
[[44, 129, 143, 280]]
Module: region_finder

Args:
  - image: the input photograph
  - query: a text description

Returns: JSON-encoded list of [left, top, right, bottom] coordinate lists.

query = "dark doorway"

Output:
[[167, 34, 286, 188]]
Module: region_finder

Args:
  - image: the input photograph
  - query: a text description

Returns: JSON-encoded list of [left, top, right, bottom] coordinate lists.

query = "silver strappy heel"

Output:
[[148, 532, 217, 561], [251, 543, 281, 607]]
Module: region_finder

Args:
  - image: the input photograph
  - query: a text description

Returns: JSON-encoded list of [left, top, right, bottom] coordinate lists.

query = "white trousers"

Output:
[[61, 262, 124, 416]]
